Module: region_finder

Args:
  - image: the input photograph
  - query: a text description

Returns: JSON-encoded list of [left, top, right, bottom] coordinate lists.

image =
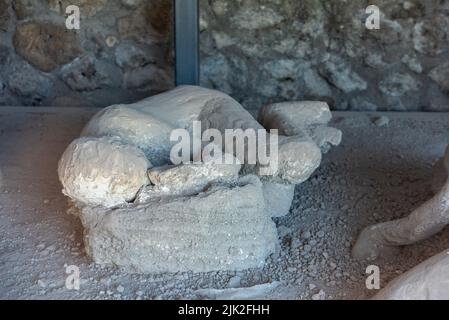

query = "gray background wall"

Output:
[[1, 0, 449, 112], [0, 0, 174, 107], [200, 0, 449, 112]]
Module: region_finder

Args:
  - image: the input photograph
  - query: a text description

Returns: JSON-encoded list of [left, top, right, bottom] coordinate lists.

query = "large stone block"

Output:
[[14, 22, 82, 72], [12, 0, 38, 20], [47, 0, 107, 17], [429, 62, 449, 93], [0, 0, 10, 30], [60, 55, 117, 91], [118, 1, 172, 44], [6, 61, 52, 101]]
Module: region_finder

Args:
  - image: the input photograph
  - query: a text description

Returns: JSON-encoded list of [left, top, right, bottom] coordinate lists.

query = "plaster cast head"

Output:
[[58, 136, 150, 208]]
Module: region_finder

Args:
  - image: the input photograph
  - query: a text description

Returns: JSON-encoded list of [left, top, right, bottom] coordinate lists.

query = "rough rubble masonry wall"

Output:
[[1, 0, 449, 111], [199, 0, 449, 112], [0, 0, 174, 107]]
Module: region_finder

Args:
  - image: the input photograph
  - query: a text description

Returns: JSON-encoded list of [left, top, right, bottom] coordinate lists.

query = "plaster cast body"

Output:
[[353, 146, 449, 261], [58, 86, 342, 273]]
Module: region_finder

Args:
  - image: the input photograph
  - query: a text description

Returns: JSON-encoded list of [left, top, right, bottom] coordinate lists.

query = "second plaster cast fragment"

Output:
[[351, 146, 449, 299], [352, 146, 449, 262]]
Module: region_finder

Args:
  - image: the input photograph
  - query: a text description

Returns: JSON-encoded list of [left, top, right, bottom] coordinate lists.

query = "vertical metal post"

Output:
[[174, 0, 200, 86]]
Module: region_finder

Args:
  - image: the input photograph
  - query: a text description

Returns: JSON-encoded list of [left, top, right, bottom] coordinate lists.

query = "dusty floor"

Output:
[[0, 107, 448, 300]]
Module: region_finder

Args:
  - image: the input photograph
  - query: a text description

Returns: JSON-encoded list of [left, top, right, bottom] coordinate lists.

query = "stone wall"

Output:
[[1, 0, 449, 111], [200, 0, 449, 111], [0, 0, 174, 107]]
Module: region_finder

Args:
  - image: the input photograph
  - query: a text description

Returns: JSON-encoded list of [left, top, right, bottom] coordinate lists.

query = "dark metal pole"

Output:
[[174, 0, 200, 86]]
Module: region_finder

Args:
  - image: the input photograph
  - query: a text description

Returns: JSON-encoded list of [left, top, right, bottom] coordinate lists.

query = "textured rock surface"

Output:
[[78, 176, 278, 273], [199, 0, 449, 111], [14, 22, 82, 72], [0, 0, 173, 107], [60, 55, 118, 92], [0, 0, 10, 31], [429, 62, 449, 93], [47, 0, 108, 17], [6, 61, 53, 103]]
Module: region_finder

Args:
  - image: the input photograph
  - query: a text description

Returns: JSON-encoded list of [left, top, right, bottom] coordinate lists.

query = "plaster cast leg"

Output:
[[82, 86, 325, 184], [353, 147, 449, 261], [198, 97, 323, 184], [258, 101, 343, 153], [125, 86, 325, 184]]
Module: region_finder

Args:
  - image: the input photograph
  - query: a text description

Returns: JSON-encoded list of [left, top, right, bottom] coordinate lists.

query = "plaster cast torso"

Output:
[[81, 85, 257, 166]]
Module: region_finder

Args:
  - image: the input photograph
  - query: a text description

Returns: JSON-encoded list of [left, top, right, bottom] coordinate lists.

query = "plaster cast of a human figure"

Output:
[[58, 85, 342, 273], [353, 146, 449, 262], [353, 146, 449, 299]]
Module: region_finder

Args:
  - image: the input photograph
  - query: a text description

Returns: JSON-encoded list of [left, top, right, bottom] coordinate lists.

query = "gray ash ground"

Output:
[[0, 108, 448, 300]]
